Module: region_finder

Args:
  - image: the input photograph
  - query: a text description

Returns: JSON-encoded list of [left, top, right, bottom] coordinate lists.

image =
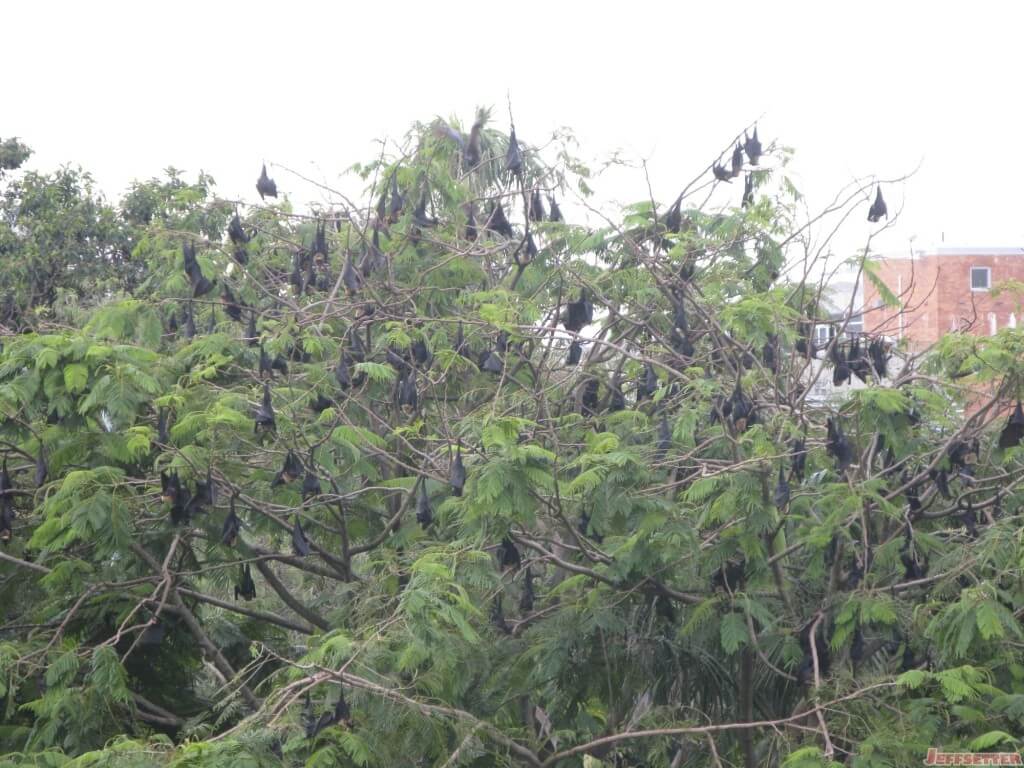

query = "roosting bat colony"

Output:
[[1, 109, 1023, 767]]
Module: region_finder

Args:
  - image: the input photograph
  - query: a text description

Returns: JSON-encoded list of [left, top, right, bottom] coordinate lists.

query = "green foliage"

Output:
[[0, 113, 1022, 768]]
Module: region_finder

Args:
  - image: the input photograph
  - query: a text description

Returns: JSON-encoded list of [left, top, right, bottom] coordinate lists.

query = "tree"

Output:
[[0, 112, 1022, 768]]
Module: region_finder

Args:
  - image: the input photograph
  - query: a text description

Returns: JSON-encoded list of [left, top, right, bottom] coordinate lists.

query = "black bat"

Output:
[[711, 560, 745, 592], [730, 142, 744, 177], [388, 171, 404, 221], [138, 620, 165, 648], [763, 336, 777, 373], [868, 338, 888, 378], [245, 311, 258, 347], [463, 203, 478, 241], [867, 186, 887, 222], [411, 195, 438, 229], [182, 301, 197, 339], [655, 415, 671, 459], [849, 337, 871, 383], [728, 381, 755, 432], [490, 596, 511, 634], [609, 382, 626, 413], [639, 363, 659, 400], [302, 451, 322, 500], [314, 220, 328, 258], [529, 190, 545, 222], [548, 196, 563, 223], [449, 445, 466, 496], [259, 343, 274, 378], [235, 563, 256, 601], [519, 566, 535, 613], [850, 627, 865, 662], [256, 164, 278, 200], [774, 465, 790, 509], [222, 497, 242, 547], [562, 289, 594, 333], [271, 450, 302, 488], [505, 126, 524, 178], [580, 378, 599, 417], [348, 326, 367, 362], [826, 417, 854, 471], [166, 312, 178, 337], [578, 509, 603, 542], [0, 459, 14, 543], [791, 438, 806, 481], [663, 195, 683, 234], [830, 341, 851, 386], [206, 307, 218, 335], [31, 448, 46, 488], [454, 321, 471, 359], [376, 188, 387, 224], [157, 408, 170, 445], [999, 401, 1024, 449], [335, 352, 352, 389], [929, 468, 951, 500], [342, 256, 361, 295], [254, 382, 276, 434], [292, 516, 312, 556], [743, 126, 762, 165], [398, 369, 418, 410], [742, 173, 754, 208], [712, 163, 732, 182], [309, 394, 333, 413], [232, 246, 248, 266], [228, 213, 249, 245], [671, 327, 694, 359], [486, 202, 514, 238], [523, 232, 538, 262], [480, 349, 503, 375], [900, 527, 927, 580], [411, 337, 432, 368], [416, 483, 433, 528], [464, 116, 483, 170], [221, 286, 243, 322], [795, 618, 830, 685], [360, 226, 384, 276], [566, 340, 582, 366], [497, 536, 521, 571]]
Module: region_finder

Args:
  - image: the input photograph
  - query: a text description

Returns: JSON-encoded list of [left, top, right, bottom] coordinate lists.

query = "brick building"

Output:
[[860, 247, 1024, 348]]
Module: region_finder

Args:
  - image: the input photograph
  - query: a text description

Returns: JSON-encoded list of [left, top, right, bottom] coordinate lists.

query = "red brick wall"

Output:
[[862, 253, 1024, 348]]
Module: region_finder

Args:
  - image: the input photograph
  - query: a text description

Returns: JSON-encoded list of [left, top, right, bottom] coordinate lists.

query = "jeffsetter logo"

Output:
[[924, 749, 1022, 765]]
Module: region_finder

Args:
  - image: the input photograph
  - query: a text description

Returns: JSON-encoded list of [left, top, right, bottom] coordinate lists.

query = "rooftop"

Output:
[[872, 246, 1024, 261]]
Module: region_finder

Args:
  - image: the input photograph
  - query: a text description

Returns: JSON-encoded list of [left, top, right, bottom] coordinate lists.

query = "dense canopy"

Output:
[[0, 114, 1023, 768]]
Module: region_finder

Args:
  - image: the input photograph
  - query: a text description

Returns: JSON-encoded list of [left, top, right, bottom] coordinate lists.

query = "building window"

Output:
[[971, 267, 991, 291], [1010, 313, 1017, 329], [813, 324, 832, 346], [988, 312, 997, 336], [844, 315, 863, 337]]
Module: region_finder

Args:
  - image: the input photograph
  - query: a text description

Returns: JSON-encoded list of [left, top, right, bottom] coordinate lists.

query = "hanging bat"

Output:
[[505, 125, 524, 178], [292, 516, 312, 556], [342, 256, 361, 295], [222, 496, 242, 547], [228, 214, 250, 246], [671, 328, 694, 359], [411, 337, 432, 368], [235, 563, 256, 600], [411, 195, 438, 229], [548, 196, 563, 223], [259, 344, 274, 378], [999, 401, 1024, 448], [711, 560, 745, 592], [449, 445, 466, 496], [360, 226, 384, 276], [254, 382, 276, 434], [848, 337, 871, 383], [899, 527, 928, 580], [232, 246, 248, 266], [826, 417, 853, 471], [302, 451, 321, 500], [0, 492, 13, 543], [731, 143, 744, 177], [309, 393, 333, 413], [743, 126, 762, 166], [416, 483, 433, 528], [480, 349, 503, 375], [30, 447, 47, 488], [272, 450, 303, 488], [221, 286, 243, 322], [181, 301, 196, 340], [486, 202, 514, 238], [497, 536, 521, 571], [335, 352, 352, 389], [712, 163, 732, 182], [138, 619, 165, 648], [728, 381, 756, 432], [795, 617, 831, 685], [519, 566, 535, 613], [454, 321, 471, 359], [609, 382, 626, 412], [398, 369, 418, 410], [566, 340, 582, 366], [245, 311, 258, 347], [529, 190, 545, 222], [580, 378, 599, 417], [774, 465, 790, 509], [762, 336, 777, 373], [562, 289, 593, 332], [830, 340, 851, 386], [490, 596, 511, 634], [638, 363, 658, 400], [166, 312, 178, 337], [388, 171, 404, 221], [929, 468, 951, 500], [867, 186, 887, 222], [655, 415, 672, 459], [791, 438, 806, 481], [376, 189, 387, 225], [464, 115, 483, 170], [256, 164, 278, 200], [463, 203, 478, 241], [523, 232, 538, 262], [314, 220, 328, 259], [742, 173, 754, 208], [157, 408, 170, 445]]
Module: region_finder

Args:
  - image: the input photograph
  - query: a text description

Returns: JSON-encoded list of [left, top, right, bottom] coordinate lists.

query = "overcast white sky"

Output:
[[5, 1, 1023, 258]]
